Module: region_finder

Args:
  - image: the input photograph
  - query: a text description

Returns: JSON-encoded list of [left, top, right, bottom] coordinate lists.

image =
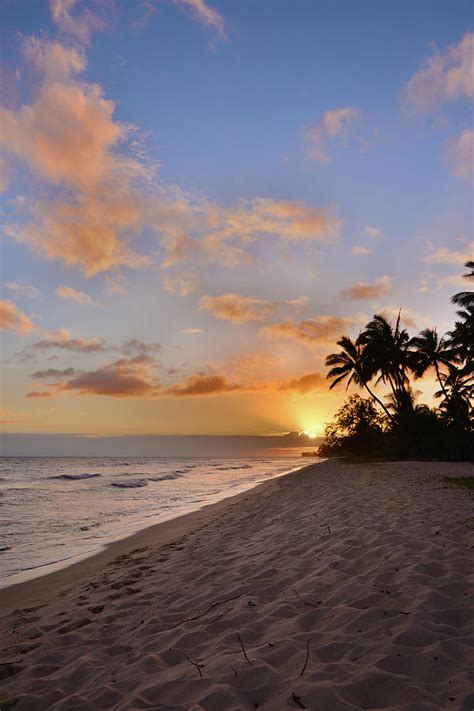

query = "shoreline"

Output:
[[0, 461, 317, 614], [1, 459, 472, 710]]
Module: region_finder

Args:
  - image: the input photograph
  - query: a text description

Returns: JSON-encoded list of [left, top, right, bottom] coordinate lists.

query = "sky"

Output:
[[0, 0, 473, 440]]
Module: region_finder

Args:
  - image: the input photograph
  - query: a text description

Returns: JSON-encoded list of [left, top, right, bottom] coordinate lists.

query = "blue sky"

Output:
[[0, 0, 472, 437]]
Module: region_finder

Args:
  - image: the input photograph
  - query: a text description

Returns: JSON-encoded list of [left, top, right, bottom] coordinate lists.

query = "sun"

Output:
[[303, 430, 318, 439]]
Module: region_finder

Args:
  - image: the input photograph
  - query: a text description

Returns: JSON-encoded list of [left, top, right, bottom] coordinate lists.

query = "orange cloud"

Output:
[[352, 246, 371, 256], [0, 300, 36, 335], [162, 271, 198, 296], [32, 328, 107, 353], [56, 285, 93, 304], [305, 106, 360, 162], [174, 0, 226, 38], [424, 244, 473, 266], [199, 293, 274, 324], [445, 129, 474, 180], [279, 371, 326, 394], [261, 315, 358, 346], [403, 33, 474, 114], [165, 374, 243, 397], [49, 0, 107, 44], [341, 275, 392, 300], [4, 283, 41, 300]]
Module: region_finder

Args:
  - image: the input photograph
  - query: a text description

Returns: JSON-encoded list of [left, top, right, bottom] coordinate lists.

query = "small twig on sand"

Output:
[[237, 633, 253, 666], [186, 656, 204, 678], [232, 666, 238, 677], [291, 588, 319, 608], [292, 692, 306, 709], [173, 594, 242, 628], [327, 525, 331, 535], [299, 640, 310, 676]]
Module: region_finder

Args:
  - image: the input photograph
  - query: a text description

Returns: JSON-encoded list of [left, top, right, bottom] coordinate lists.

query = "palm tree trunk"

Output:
[[435, 362, 449, 401], [363, 383, 394, 423]]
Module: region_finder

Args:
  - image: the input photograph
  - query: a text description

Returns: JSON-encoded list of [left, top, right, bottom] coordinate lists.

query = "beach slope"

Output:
[[1, 460, 473, 710]]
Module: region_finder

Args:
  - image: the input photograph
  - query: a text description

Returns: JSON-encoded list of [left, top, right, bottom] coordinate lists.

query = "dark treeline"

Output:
[[319, 262, 473, 461]]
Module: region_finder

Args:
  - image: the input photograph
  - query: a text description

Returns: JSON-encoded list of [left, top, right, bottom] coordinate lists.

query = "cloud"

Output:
[[32, 328, 107, 353], [104, 273, 127, 294], [32, 367, 78, 379], [173, 0, 226, 38], [418, 279, 429, 293], [162, 271, 198, 296], [352, 246, 371, 256], [180, 328, 205, 334], [341, 275, 392, 300], [199, 293, 274, 324], [121, 339, 161, 357], [165, 374, 243, 397], [3, 38, 340, 278], [56, 285, 93, 304], [424, 244, 473, 266], [23, 36, 86, 80], [49, 0, 107, 44], [304, 107, 360, 162], [0, 300, 36, 334], [366, 226, 382, 239], [28, 355, 160, 399], [378, 307, 418, 329], [261, 315, 358, 346], [26, 390, 57, 399], [445, 129, 474, 180], [403, 33, 474, 114], [1, 38, 151, 276], [4, 283, 41, 300], [279, 371, 326, 394]]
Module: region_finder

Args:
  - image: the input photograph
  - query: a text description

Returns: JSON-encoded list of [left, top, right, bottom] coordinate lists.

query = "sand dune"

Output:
[[1, 460, 473, 710]]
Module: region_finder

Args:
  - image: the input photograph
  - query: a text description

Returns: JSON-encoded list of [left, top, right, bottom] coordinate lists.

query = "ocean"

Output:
[[0, 455, 319, 588]]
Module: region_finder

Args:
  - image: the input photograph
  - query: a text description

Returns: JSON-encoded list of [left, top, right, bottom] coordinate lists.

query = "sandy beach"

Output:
[[1, 459, 473, 710]]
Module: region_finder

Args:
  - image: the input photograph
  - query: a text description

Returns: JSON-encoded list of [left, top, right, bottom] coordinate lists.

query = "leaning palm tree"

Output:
[[434, 368, 473, 433], [325, 335, 394, 421], [357, 312, 415, 414], [409, 327, 454, 398], [447, 304, 474, 373], [451, 260, 474, 309]]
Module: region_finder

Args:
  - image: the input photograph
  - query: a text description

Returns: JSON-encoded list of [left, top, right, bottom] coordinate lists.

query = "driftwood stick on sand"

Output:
[[299, 639, 310, 676], [173, 594, 242, 628], [237, 633, 252, 666], [186, 656, 204, 678]]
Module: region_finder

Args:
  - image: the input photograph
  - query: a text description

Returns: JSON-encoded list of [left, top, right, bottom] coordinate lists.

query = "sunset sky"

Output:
[[1, 0, 472, 438]]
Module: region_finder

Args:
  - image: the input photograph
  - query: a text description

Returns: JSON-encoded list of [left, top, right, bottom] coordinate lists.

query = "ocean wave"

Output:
[[147, 471, 184, 482], [51, 473, 102, 481], [111, 480, 148, 489], [215, 464, 253, 471]]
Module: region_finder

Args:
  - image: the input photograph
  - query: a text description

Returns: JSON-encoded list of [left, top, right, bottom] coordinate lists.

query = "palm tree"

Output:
[[451, 260, 474, 309], [434, 368, 473, 433], [409, 327, 453, 398], [357, 312, 415, 414], [447, 305, 474, 373], [325, 335, 394, 421]]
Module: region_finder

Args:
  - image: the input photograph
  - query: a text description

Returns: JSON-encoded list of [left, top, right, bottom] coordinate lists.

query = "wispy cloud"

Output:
[[403, 32, 474, 114], [180, 328, 205, 335], [173, 0, 226, 39], [162, 271, 198, 296], [261, 315, 359, 347], [56, 286, 93, 304], [49, 0, 107, 44], [32, 328, 107, 353], [366, 226, 382, 239], [341, 275, 392, 300], [445, 129, 474, 180], [352, 246, 371, 256], [0, 300, 36, 334], [279, 371, 326, 394], [304, 107, 360, 162], [4, 283, 41, 300], [199, 293, 274, 324], [424, 243, 473, 266]]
